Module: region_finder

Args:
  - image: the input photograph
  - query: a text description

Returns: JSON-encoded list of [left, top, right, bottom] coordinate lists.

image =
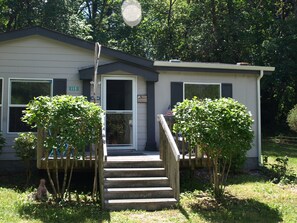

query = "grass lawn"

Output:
[[262, 140, 297, 172], [0, 140, 297, 223]]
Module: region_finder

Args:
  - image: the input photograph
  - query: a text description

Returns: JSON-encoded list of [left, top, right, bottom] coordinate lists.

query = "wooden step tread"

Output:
[[105, 198, 177, 204], [106, 187, 173, 192], [105, 177, 168, 181], [104, 168, 165, 171]]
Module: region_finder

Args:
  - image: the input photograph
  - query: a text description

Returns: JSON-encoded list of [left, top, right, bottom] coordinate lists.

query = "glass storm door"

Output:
[[103, 77, 136, 149]]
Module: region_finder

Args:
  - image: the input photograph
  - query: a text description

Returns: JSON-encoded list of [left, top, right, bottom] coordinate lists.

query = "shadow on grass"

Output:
[[18, 202, 110, 223], [181, 169, 269, 190], [180, 169, 282, 222], [0, 170, 99, 195], [0, 169, 49, 192], [262, 141, 297, 158], [186, 193, 282, 223], [226, 171, 269, 185]]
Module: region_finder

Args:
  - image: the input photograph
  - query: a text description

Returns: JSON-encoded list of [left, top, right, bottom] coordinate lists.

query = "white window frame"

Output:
[[0, 78, 3, 131], [8, 78, 53, 133], [183, 82, 222, 100]]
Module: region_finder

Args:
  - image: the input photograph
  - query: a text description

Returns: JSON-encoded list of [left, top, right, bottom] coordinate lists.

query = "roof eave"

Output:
[[154, 61, 275, 74]]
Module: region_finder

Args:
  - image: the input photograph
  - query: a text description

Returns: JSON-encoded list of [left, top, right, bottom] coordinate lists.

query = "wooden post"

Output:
[[158, 114, 180, 201]]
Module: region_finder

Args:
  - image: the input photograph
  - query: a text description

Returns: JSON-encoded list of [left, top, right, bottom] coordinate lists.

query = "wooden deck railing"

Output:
[[36, 124, 106, 170], [267, 136, 297, 145], [162, 115, 207, 169], [36, 117, 107, 206], [158, 114, 180, 201]]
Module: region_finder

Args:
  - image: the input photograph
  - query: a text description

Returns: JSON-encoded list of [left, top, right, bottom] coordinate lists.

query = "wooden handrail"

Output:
[[102, 120, 107, 162], [158, 114, 180, 201], [158, 114, 180, 161], [99, 114, 106, 208]]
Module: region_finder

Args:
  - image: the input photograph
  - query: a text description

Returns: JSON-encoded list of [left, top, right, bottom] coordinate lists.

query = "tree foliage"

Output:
[[22, 95, 104, 200], [287, 104, 297, 133], [0, 0, 296, 133], [0, 132, 5, 154], [173, 98, 254, 198]]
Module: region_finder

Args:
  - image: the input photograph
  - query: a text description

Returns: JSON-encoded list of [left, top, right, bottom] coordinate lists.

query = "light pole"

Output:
[[92, 0, 142, 103], [92, 42, 101, 104]]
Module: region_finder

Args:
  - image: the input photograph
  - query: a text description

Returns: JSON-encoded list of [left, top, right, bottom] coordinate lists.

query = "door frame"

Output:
[[101, 75, 137, 150]]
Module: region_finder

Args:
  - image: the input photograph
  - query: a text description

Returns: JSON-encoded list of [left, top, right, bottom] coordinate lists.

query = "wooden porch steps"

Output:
[[103, 157, 177, 211]]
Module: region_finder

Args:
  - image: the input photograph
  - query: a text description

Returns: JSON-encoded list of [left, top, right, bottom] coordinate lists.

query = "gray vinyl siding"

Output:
[[0, 36, 112, 160], [155, 70, 258, 158]]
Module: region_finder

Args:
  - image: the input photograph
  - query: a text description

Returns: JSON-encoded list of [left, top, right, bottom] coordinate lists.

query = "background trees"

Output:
[[0, 0, 296, 135]]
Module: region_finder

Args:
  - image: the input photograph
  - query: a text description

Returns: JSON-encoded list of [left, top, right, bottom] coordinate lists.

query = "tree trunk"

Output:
[[54, 149, 60, 197], [92, 143, 99, 201], [66, 148, 77, 200], [45, 150, 57, 199], [61, 147, 71, 199]]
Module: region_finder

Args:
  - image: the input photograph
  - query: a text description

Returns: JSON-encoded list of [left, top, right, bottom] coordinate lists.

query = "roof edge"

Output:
[[154, 61, 275, 73]]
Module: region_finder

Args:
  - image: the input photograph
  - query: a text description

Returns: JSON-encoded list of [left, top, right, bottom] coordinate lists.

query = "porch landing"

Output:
[[106, 150, 160, 161], [37, 150, 160, 170]]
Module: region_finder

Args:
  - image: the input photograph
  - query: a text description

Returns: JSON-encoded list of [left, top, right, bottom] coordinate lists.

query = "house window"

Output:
[[184, 83, 221, 100], [0, 79, 3, 130], [9, 79, 52, 132]]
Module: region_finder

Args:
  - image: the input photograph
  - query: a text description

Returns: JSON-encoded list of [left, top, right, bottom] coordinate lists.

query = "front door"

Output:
[[102, 77, 136, 149]]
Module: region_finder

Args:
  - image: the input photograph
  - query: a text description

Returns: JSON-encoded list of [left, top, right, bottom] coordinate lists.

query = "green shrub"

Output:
[[22, 95, 104, 200], [0, 132, 5, 154], [262, 156, 296, 184], [173, 98, 254, 199], [287, 105, 297, 132], [13, 132, 37, 184]]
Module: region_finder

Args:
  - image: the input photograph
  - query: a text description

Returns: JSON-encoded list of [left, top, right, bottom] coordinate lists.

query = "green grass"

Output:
[[1, 173, 297, 222], [262, 140, 297, 172], [0, 141, 297, 223]]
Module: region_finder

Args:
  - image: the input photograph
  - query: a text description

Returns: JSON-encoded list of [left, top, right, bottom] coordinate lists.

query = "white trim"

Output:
[[7, 78, 53, 133], [0, 78, 3, 131], [101, 75, 137, 150], [257, 70, 264, 165], [154, 61, 275, 72], [183, 82, 221, 99]]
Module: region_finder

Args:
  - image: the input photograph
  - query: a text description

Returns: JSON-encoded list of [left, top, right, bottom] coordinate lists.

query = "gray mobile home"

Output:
[[0, 27, 274, 171]]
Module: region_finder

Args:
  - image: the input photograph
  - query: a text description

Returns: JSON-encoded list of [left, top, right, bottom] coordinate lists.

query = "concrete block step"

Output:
[[105, 198, 177, 211], [104, 160, 163, 168], [104, 177, 170, 188], [104, 187, 174, 199], [104, 167, 166, 177]]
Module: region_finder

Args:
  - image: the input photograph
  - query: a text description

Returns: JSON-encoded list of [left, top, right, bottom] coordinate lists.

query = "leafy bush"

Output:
[[13, 132, 37, 184], [173, 98, 254, 199], [0, 132, 5, 154], [22, 95, 104, 200], [262, 155, 296, 184], [14, 132, 36, 160], [287, 105, 297, 132]]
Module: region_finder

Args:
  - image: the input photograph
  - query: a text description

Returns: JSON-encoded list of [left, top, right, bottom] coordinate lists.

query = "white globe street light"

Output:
[[121, 0, 142, 28]]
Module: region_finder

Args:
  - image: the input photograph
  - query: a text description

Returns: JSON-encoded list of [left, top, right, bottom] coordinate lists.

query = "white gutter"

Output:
[[154, 61, 275, 72], [257, 70, 264, 165]]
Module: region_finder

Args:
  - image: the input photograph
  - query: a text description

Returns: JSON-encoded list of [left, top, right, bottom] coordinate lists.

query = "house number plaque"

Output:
[[137, 95, 147, 103], [68, 86, 80, 92]]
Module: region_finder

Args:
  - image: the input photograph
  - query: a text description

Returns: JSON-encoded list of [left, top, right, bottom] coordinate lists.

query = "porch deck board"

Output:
[[38, 151, 207, 170], [38, 151, 161, 170]]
